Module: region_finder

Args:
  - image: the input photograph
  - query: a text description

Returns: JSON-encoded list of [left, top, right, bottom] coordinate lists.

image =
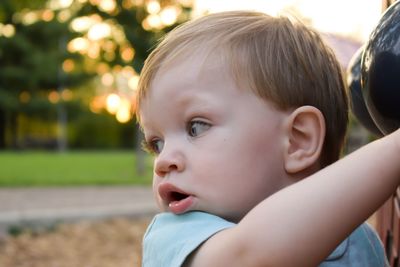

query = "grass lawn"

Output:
[[0, 150, 153, 187]]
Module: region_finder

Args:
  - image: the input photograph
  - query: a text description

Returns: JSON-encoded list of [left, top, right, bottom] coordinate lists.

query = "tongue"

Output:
[[169, 195, 194, 214]]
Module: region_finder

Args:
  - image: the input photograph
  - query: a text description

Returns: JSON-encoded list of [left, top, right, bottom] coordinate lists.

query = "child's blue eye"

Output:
[[142, 139, 164, 154], [187, 121, 211, 137], [151, 139, 164, 154]]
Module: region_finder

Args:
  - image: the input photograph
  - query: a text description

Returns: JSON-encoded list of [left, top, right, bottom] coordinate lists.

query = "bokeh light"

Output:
[[42, 10, 55, 21], [160, 6, 180, 26], [101, 73, 114, 87], [146, 0, 161, 14], [61, 89, 73, 101], [68, 37, 90, 53], [128, 76, 140, 91], [48, 91, 60, 104], [98, 0, 116, 13], [88, 23, 111, 41], [71, 16, 94, 32], [19, 91, 31, 103], [106, 93, 121, 114], [0, 24, 15, 38], [116, 98, 132, 123], [62, 59, 75, 73]]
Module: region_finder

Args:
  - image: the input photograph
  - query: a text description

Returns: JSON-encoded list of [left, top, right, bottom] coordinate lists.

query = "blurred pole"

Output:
[[135, 127, 145, 176], [57, 35, 67, 152], [0, 108, 5, 149]]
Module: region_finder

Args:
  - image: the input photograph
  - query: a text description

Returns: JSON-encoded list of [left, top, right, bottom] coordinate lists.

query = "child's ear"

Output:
[[283, 106, 326, 174]]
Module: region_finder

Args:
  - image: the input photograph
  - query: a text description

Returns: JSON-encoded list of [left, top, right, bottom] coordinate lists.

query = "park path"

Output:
[[0, 186, 157, 234]]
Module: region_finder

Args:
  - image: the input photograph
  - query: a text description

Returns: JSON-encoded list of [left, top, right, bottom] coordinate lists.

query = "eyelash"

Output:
[[141, 139, 162, 155], [141, 120, 211, 155], [187, 120, 211, 137]]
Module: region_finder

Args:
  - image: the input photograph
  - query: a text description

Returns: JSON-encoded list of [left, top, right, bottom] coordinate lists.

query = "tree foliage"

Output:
[[0, 0, 192, 149]]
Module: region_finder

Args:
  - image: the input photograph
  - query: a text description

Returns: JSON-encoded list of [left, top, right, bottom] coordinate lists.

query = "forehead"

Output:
[[160, 46, 224, 77], [140, 50, 229, 104], [138, 52, 248, 128], [143, 54, 228, 103]]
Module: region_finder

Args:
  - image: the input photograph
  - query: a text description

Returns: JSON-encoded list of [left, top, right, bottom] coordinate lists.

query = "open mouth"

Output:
[[158, 183, 194, 214], [169, 191, 190, 202], [159, 183, 190, 204]]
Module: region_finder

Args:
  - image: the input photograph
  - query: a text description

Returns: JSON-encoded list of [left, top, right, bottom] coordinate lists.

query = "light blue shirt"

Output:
[[143, 211, 388, 267]]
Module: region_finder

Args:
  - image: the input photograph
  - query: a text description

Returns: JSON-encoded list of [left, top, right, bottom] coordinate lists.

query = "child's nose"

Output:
[[154, 145, 185, 177]]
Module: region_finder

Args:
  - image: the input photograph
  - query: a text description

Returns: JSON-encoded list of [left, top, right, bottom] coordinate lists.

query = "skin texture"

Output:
[[140, 53, 294, 223]]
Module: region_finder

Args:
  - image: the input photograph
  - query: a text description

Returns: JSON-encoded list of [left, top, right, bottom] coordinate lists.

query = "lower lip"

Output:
[[169, 195, 194, 214]]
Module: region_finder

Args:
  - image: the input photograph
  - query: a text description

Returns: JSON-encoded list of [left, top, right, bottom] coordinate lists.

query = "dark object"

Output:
[[361, 1, 400, 135], [348, 47, 382, 136]]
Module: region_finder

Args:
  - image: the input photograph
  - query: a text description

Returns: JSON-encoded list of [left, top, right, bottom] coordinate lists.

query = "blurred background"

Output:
[[0, 0, 195, 188], [0, 0, 386, 185], [0, 0, 388, 266]]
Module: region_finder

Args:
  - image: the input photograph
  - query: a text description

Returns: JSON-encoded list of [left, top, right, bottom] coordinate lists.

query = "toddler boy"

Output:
[[137, 11, 392, 267]]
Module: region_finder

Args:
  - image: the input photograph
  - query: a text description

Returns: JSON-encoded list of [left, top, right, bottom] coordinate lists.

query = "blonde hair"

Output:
[[136, 10, 348, 167]]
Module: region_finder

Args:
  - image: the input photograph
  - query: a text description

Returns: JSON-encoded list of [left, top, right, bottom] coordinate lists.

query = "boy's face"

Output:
[[139, 54, 291, 222]]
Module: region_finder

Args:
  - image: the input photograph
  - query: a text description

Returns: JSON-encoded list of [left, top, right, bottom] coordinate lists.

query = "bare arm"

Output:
[[188, 129, 400, 267]]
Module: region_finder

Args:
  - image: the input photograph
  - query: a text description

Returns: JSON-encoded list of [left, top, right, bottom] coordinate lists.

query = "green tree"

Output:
[[0, 0, 93, 148], [0, 0, 192, 149]]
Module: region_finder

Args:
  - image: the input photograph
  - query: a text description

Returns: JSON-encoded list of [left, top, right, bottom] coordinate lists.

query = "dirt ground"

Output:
[[0, 214, 378, 267], [0, 217, 151, 267]]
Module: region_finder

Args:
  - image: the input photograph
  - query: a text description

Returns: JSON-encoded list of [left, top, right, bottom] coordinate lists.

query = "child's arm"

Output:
[[186, 129, 400, 267]]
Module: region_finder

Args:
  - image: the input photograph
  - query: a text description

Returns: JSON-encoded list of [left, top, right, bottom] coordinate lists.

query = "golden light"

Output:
[[59, 0, 73, 8], [111, 25, 127, 43], [99, 0, 116, 13], [144, 14, 162, 30], [147, 0, 161, 14], [1, 24, 15, 38], [57, 9, 71, 22], [160, 6, 180, 26], [87, 42, 100, 58], [116, 99, 132, 123], [104, 50, 116, 62], [88, 23, 111, 41], [61, 89, 73, 101], [122, 66, 135, 78], [128, 75, 140, 91], [121, 46, 135, 62], [71, 16, 94, 32], [122, 0, 134, 9], [102, 40, 116, 52], [22, 11, 39, 25], [19, 91, 31, 103], [42, 10, 55, 21], [48, 91, 60, 104], [89, 0, 101, 5], [130, 94, 137, 114], [96, 62, 110, 74], [90, 95, 104, 113], [142, 19, 151, 31], [62, 59, 75, 73], [106, 93, 121, 114], [68, 37, 90, 53], [101, 73, 114, 86], [179, 0, 193, 7], [113, 65, 123, 72], [134, 0, 144, 6]]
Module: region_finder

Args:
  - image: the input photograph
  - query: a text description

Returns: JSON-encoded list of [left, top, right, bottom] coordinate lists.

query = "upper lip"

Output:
[[158, 182, 191, 205]]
